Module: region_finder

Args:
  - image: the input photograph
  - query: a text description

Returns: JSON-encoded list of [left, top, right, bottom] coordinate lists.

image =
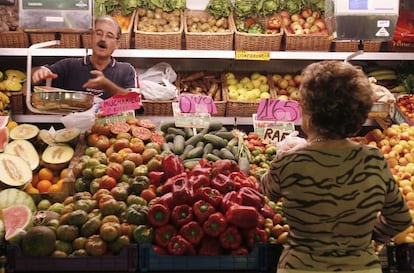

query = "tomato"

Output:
[[112, 138, 130, 152], [92, 188, 110, 202], [138, 118, 156, 129], [99, 175, 117, 190], [140, 188, 157, 203], [95, 135, 111, 152], [106, 162, 124, 180], [85, 234, 107, 256], [99, 222, 122, 242], [91, 123, 111, 136], [247, 132, 260, 140], [129, 138, 145, 153], [150, 133, 165, 146], [131, 126, 152, 142], [87, 133, 100, 146], [244, 18, 257, 28], [110, 122, 131, 135]]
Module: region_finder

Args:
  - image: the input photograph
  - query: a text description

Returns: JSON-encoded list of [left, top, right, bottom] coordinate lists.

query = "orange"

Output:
[[48, 183, 62, 193], [37, 179, 52, 193], [38, 168, 54, 181], [25, 184, 39, 194], [60, 168, 69, 179], [31, 173, 40, 188]]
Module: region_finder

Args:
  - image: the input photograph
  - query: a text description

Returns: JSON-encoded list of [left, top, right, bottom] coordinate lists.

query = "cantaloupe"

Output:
[[0, 153, 33, 188], [41, 144, 74, 171], [9, 123, 39, 140], [4, 139, 40, 170]]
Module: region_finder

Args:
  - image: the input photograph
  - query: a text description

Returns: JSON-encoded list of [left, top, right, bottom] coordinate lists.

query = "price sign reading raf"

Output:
[[257, 98, 301, 122]]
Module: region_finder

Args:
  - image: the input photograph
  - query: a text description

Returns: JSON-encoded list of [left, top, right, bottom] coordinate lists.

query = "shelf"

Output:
[[1, 48, 414, 61]]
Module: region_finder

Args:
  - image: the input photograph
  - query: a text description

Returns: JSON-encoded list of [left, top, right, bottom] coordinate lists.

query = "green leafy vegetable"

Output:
[[234, 0, 256, 18], [206, 0, 232, 19], [256, 0, 281, 17]]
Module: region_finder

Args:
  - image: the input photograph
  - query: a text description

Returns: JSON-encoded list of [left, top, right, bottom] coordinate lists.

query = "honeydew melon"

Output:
[[9, 123, 39, 140], [0, 153, 33, 188], [4, 139, 40, 170], [41, 144, 74, 171]]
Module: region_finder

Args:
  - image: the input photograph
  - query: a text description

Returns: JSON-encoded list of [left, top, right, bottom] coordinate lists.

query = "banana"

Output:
[[0, 101, 4, 111], [0, 92, 10, 104], [372, 73, 398, 81], [367, 69, 397, 78], [390, 85, 407, 93]]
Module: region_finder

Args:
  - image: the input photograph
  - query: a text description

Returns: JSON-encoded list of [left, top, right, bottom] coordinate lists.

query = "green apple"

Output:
[[246, 90, 257, 101], [278, 79, 289, 89], [244, 81, 254, 91], [272, 74, 282, 82], [260, 92, 271, 99], [250, 72, 261, 80], [228, 89, 239, 100], [278, 95, 289, 100], [228, 84, 238, 92], [240, 76, 251, 85], [227, 78, 238, 86], [252, 88, 261, 98], [236, 83, 244, 89], [237, 94, 248, 101], [259, 84, 269, 93], [289, 90, 301, 101], [225, 72, 235, 80], [286, 86, 298, 94], [258, 75, 268, 84], [237, 87, 248, 95], [251, 79, 262, 88]]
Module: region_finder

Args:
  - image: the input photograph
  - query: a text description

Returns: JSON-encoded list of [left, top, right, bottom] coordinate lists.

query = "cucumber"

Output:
[[179, 145, 194, 160], [164, 134, 175, 142], [173, 135, 185, 155], [185, 134, 204, 146], [219, 148, 236, 160], [196, 141, 205, 148], [207, 121, 223, 132], [203, 143, 214, 155], [160, 121, 176, 134], [186, 146, 204, 159], [168, 127, 186, 137], [213, 131, 234, 140], [203, 134, 227, 149], [161, 142, 172, 153], [183, 159, 200, 170], [183, 127, 194, 138], [204, 153, 220, 162]]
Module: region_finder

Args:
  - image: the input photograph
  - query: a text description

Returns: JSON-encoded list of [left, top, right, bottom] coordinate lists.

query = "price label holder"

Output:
[[256, 98, 301, 123], [235, 50, 271, 61], [95, 111, 135, 125], [98, 92, 141, 117], [253, 114, 295, 144], [177, 93, 217, 114], [172, 102, 211, 129]]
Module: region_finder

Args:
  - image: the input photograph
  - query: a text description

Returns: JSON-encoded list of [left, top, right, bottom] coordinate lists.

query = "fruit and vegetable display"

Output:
[[225, 72, 272, 101], [0, 4, 19, 33], [178, 71, 222, 101], [0, 69, 25, 115]]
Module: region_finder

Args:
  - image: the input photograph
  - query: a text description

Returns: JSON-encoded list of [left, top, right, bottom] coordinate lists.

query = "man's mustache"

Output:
[[97, 40, 107, 48]]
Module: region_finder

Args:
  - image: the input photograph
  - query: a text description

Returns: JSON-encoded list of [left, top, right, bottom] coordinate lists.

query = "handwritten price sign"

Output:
[[257, 98, 301, 122], [178, 94, 217, 114], [99, 92, 141, 116]]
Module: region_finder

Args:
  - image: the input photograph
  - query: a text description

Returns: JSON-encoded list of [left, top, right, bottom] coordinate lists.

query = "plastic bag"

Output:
[[138, 62, 178, 101], [60, 104, 99, 132], [276, 131, 307, 155]]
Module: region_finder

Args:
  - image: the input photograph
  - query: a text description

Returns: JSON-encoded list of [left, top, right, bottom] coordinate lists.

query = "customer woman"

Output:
[[261, 60, 412, 273]]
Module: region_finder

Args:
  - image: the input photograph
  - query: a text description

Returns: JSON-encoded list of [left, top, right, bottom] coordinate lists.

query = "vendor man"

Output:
[[31, 15, 138, 100]]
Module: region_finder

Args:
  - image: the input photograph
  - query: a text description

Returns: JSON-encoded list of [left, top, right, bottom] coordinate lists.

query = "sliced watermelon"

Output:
[[131, 126, 152, 141], [0, 127, 8, 152], [3, 204, 33, 244], [0, 188, 36, 216], [110, 122, 131, 135], [0, 115, 9, 128]]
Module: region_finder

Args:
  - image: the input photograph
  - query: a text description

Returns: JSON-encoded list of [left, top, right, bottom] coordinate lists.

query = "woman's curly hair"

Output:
[[300, 61, 373, 139]]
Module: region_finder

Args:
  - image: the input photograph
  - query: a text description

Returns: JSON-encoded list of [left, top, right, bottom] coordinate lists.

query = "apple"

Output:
[[278, 95, 289, 100], [291, 13, 302, 22], [293, 74, 302, 85], [314, 18, 326, 30], [289, 90, 301, 101], [278, 79, 289, 89], [309, 25, 320, 33], [303, 22, 312, 30], [312, 11, 321, 19], [282, 17, 291, 28], [301, 8, 312, 19], [259, 84, 269, 93], [298, 18, 306, 27], [294, 28, 304, 35], [228, 89, 239, 100], [278, 89, 288, 95], [272, 74, 282, 82], [306, 16, 315, 25], [279, 10, 290, 19]]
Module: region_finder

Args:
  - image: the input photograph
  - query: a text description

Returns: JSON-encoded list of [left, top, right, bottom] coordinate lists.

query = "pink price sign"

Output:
[[99, 92, 141, 116], [256, 98, 301, 122], [178, 94, 217, 114]]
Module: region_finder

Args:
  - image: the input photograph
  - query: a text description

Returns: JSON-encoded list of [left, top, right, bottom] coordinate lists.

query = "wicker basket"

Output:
[[284, 31, 331, 51], [387, 40, 414, 52], [184, 10, 234, 50], [223, 73, 276, 117], [141, 99, 175, 116], [232, 14, 283, 51], [82, 10, 136, 49], [134, 9, 183, 49], [10, 92, 24, 114], [0, 31, 29, 48], [28, 32, 81, 48], [333, 40, 382, 52], [177, 72, 226, 116]]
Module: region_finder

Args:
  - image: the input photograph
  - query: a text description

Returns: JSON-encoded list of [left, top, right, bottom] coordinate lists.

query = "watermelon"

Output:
[[0, 188, 36, 217], [0, 127, 8, 152], [0, 116, 9, 128], [3, 204, 33, 244]]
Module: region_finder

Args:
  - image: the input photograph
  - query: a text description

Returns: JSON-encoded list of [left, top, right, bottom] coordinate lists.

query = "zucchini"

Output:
[[203, 134, 227, 149], [219, 148, 236, 160], [204, 153, 220, 162], [173, 135, 185, 155], [167, 127, 186, 137], [203, 143, 214, 155], [179, 145, 194, 160]]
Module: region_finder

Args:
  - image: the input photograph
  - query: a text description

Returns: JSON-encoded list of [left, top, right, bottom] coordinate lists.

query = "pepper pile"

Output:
[[145, 155, 276, 255]]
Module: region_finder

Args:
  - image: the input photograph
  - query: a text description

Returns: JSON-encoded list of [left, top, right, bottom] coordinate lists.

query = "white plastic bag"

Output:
[[276, 131, 307, 155], [60, 104, 99, 132], [138, 62, 178, 101]]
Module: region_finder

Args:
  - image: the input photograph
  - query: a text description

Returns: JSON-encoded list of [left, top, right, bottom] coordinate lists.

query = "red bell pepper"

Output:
[[220, 191, 242, 212], [154, 224, 177, 247], [162, 154, 185, 180], [229, 247, 249, 255], [237, 187, 265, 210], [160, 173, 187, 195], [171, 204, 193, 227], [260, 203, 275, 219], [156, 192, 175, 209], [246, 227, 268, 249], [211, 159, 240, 176], [198, 235, 222, 255], [228, 171, 259, 190], [193, 199, 215, 224], [188, 164, 212, 178], [267, 16, 282, 30], [194, 187, 223, 209], [189, 174, 210, 191], [219, 225, 242, 250], [147, 203, 171, 227], [225, 205, 260, 229], [203, 212, 227, 237], [196, 158, 212, 168], [172, 176, 193, 206], [210, 173, 235, 194], [179, 221, 204, 246], [152, 245, 168, 255], [148, 171, 165, 187], [167, 234, 196, 255]]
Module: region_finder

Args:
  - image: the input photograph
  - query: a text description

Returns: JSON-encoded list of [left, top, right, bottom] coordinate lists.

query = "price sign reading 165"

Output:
[[256, 98, 301, 122]]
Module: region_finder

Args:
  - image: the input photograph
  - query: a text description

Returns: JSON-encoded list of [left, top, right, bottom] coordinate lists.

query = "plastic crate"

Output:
[[139, 243, 269, 272], [6, 244, 138, 272]]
